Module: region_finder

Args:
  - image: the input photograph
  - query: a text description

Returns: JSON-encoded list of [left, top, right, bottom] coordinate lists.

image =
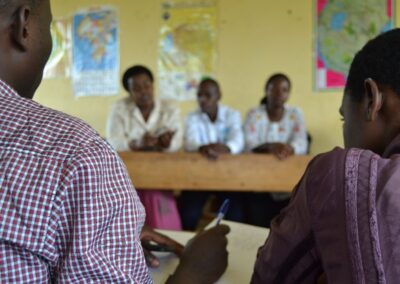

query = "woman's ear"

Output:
[[216, 90, 222, 101], [10, 5, 32, 52], [364, 78, 383, 121]]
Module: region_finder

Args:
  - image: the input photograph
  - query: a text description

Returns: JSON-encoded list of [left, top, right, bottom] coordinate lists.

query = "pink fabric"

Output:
[[138, 190, 182, 230], [326, 69, 346, 87], [317, 0, 328, 15], [387, 0, 392, 18]]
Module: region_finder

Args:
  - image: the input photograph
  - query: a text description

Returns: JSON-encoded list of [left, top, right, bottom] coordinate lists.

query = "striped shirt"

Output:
[[184, 104, 244, 154], [0, 79, 152, 283]]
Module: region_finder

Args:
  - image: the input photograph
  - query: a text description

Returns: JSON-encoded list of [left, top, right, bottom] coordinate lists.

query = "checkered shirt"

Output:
[[0, 79, 152, 283]]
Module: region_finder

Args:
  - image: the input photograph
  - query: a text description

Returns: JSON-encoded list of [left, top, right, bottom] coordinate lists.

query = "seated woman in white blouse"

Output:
[[243, 73, 308, 227], [106, 65, 183, 230]]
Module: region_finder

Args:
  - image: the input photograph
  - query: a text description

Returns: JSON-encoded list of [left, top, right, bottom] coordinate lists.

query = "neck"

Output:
[[266, 104, 284, 121], [0, 70, 33, 99], [206, 106, 218, 122], [139, 102, 155, 122], [0, 51, 37, 99]]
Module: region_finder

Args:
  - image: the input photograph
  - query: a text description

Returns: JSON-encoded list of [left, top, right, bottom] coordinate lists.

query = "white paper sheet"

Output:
[[149, 220, 269, 284]]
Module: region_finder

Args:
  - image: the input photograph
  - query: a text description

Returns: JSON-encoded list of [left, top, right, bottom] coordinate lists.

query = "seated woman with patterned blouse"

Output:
[[243, 73, 308, 227], [244, 73, 308, 158]]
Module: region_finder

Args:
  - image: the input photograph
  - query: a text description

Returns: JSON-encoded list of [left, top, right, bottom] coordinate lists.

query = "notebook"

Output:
[[149, 220, 269, 283]]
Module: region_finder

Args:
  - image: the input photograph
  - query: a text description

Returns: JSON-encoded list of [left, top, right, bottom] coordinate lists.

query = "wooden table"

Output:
[[118, 152, 313, 192]]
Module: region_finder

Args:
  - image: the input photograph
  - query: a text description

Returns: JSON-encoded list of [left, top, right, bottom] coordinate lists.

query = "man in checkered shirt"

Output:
[[0, 0, 230, 283]]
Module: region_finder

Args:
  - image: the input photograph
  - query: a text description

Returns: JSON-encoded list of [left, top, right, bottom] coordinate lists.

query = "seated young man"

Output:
[[180, 78, 245, 230]]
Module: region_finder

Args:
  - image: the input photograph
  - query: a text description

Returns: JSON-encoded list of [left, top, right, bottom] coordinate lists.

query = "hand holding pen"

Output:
[[142, 199, 231, 282], [169, 225, 231, 284], [162, 199, 231, 282]]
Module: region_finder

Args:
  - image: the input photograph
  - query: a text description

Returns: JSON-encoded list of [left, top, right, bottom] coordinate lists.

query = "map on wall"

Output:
[[72, 7, 119, 97], [158, 0, 218, 101], [44, 18, 72, 79], [315, 0, 394, 91]]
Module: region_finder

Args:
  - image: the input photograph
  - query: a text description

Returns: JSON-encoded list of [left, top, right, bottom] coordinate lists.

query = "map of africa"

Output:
[[316, 0, 393, 90], [73, 9, 118, 71], [72, 8, 119, 97]]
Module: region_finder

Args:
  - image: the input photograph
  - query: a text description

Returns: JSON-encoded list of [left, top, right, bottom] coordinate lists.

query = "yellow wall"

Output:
[[36, 0, 400, 154]]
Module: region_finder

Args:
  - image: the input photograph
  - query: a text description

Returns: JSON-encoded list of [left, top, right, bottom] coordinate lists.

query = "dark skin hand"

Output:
[[129, 131, 175, 151], [129, 133, 162, 152], [199, 144, 231, 160], [142, 133, 159, 148], [253, 142, 294, 160], [128, 139, 140, 151], [158, 131, 175, 149], [167, 225, 230, 284], [140, 225, 184, 268]]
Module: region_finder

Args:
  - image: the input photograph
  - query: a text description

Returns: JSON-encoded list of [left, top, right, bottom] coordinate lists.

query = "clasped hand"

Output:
[[199, 143, 231, 160], [129, 130, 175, 151], [253, 142, 294, 160]]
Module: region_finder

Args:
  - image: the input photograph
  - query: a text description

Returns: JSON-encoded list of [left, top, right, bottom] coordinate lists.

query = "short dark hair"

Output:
[[122, 65, 153, 92], [264, 73, 291, 91], [199, 77, 221, 93], [261, 73, 291, 105], [0, 0, 38, 9], [0, 0, 10, 8], [346, 28, 400, 101]]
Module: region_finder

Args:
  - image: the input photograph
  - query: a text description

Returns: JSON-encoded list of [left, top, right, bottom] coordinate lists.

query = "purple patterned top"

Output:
[[252, 136, 400, 283]]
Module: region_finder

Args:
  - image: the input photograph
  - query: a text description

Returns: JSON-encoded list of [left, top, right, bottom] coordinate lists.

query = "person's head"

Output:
[[122, 65, 154, 110], [341, 28, 400, 154], [197, 78, 221, 115], [262, 73, 291, 109], [0, 0, 52, 99]]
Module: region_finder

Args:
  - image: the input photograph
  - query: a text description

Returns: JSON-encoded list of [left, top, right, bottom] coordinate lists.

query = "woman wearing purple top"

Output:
[[251, 28, 400, 283]]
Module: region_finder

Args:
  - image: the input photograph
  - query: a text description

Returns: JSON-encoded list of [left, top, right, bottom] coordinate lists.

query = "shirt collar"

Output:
[[130, 98, 161, 125], [199, 104, 226, 123], [127, 97, 160, 113], [260, 104, 288, 112], [0, 78, 20, 99]]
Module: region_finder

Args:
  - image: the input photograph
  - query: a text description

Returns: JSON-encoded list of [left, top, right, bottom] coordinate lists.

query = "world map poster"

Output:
[[158, 0, 218, 101], [72, 7, 119, 97], [315, 0, 394, 91]]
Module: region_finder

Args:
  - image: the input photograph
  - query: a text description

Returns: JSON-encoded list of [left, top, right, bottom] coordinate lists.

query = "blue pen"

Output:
[[215, 199, 230, 226]]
